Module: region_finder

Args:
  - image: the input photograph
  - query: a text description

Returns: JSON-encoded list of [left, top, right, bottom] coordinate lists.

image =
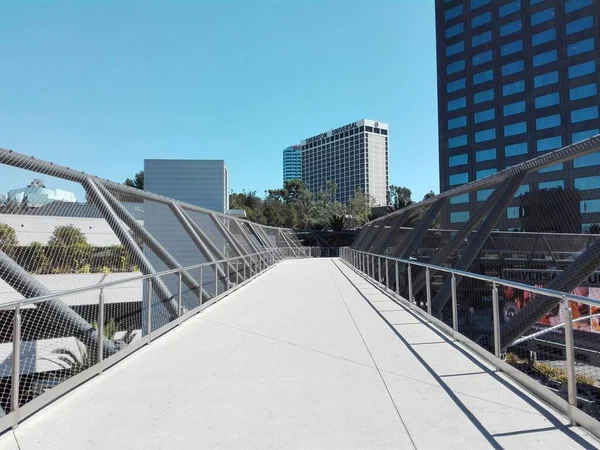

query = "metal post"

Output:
[[426, 267, 432, 315], [385, 258, 389, 290], [564, 298, 577, 425], [98, 288, 105, 366], [199, 267, 203, 302], [146, 278, 153, 342], [371, 255, 375, 279], [451, 275, 458, 337], [178, 271, 182, 317], [378, 257, 381, 284], [226, 260, 230, 290], [408, 264, 413, 304], [11, 305, 21, 419], [395, 261, 400, 296], [236, 259, 239, 285], [215, 263, 219, 297], [492, 283, 501, 358]]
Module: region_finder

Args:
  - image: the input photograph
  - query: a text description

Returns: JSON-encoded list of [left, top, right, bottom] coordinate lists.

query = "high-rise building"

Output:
[[436, 0, 600, 229], [283, 145, 302, 182], [300, 119, 389, 206], [145, 159, 229, 213]]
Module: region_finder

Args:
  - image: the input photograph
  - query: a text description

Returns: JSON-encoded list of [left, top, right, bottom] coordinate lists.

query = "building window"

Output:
[[572, 129, 599, 143], [568, 60, 596, 79], [504, 100, 526, 116], [475, 128, 496, 143], [470, 0, 490, 10], [571, 106, 599, 123], [447, 59, 465, 75], [477, 189, 494, 201], [575, 176, 600, 190], [536, 114, 561, 130], [533, 49, 557, 67], [539, 180, 565, 190], [514, 184, 530, 197], [445, 4, 463, 21], [531, 7, 555, 26], [445, 22, 464, 38], [500, 0, 521, 17], [450, 211, 470, 223], [476, 168, 497, 179], [472, 11, 491, 28], [473, 69, 493, 85], [581, 199, 600, 214], [449, 173, 469, 185], [473, 50, 493, 66], [574, 153, 600, 168], [570, 83, 597, 101], [566, 16, 594, 35], [567, 38, 595, 57], [507, 206, 520, 219], [446, 41, 465, 57], [502, 60, 524, 76], [448, 97, 467, 112], [535, 92, 560, 108], [534, 71, 559, 88], [565, 0, 592, 13], [476, 148, 496, 162], [450, 193, 469, 204], [472, 31, 492, 47], [505, 142, 528, 157], [500, 19, 522, 37], [539, 163, 564, 173], [532, 28, 556, 46], [448, 134, 468, 148], [537, 135, 563, 151], [448, 116, 467, 130], [474, 88, 494, 104], [504, 121, 527, 137], [449, 153, 468, 167], [503, 80, 525, 96], [474, 108, 495, 123], [501, 40, 523, 57], [447, 78, 466, 93]]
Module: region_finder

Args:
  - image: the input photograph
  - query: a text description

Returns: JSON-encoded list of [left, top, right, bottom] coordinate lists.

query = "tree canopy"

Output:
[[124, 171, 144, 190]]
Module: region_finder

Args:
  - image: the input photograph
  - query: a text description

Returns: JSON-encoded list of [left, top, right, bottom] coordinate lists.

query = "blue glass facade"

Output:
[[282, 145, 302, 183], [437, 0, 600, 229]]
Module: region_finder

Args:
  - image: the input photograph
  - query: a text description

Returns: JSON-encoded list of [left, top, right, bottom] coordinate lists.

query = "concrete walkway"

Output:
[[0, 258, 599, 449]]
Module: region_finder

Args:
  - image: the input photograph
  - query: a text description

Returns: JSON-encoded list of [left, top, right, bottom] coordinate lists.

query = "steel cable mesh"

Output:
[[0, 149, 307, 425]]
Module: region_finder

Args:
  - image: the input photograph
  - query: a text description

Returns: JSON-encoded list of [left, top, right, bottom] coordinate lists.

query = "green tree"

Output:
[[0, 223, 18, 257], [124, 171, 144, 190], [22, 241, 48, 273], [388, 185, 413, 210], [423, 190, 436, 200], [328, 214, 347, 231], [348, 188, 371, 227], [48, 225, 92, 272]]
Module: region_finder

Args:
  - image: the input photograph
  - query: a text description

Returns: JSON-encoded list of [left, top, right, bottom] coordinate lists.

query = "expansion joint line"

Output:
[[328, 266, 417, 450]]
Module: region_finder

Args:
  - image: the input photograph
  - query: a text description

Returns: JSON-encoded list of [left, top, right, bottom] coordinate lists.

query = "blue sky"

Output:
[[0, 0, 439, 202]]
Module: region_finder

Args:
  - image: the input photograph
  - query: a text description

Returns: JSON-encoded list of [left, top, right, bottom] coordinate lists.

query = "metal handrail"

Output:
[[0, 248, 310, 310], [340, 246, 589, 431], [348, 248, 600, 308]]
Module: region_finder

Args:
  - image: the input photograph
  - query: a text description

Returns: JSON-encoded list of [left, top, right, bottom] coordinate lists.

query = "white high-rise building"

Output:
[[300, 119, 389, 206]]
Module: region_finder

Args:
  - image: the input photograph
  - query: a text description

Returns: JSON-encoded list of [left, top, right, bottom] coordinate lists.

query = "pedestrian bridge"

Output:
[[1, 258, 597, 449]]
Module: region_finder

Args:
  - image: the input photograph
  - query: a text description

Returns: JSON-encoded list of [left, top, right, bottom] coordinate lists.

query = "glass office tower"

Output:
[[436, 0, 600, 230], [283, 145, 302, 182]]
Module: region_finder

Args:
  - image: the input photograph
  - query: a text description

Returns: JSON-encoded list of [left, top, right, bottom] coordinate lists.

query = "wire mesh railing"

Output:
[[341, 247, 600, 438], [0, 148, 313, 431]]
